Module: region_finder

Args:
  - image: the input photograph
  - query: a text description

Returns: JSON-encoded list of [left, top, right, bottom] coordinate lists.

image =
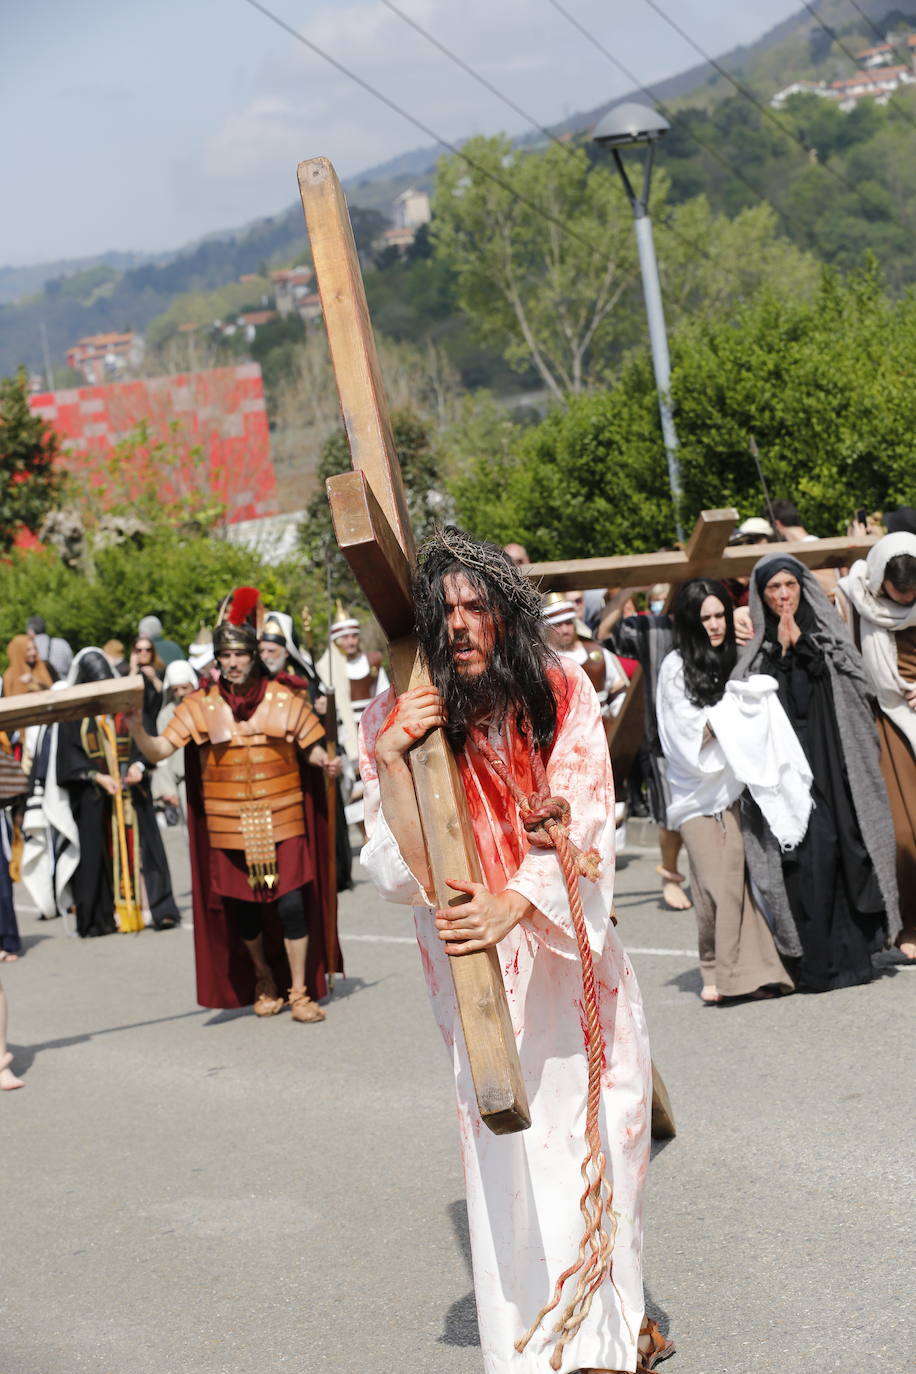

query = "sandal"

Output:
[[253, 977, 285, 1017], [637, 1316, 676, 1371], [288, 987, 326, 1023]]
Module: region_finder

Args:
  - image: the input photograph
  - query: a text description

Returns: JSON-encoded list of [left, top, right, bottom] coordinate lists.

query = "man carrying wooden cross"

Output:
[[359, 525, 673, 1374]]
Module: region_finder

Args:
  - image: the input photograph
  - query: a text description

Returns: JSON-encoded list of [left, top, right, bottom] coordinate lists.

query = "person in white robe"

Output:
[[359, 528, 668, 1374], [19, 684, 80, 925]]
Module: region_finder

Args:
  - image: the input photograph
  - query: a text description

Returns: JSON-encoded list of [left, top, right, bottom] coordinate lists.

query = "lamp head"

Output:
[[592, 101, 670, 148]]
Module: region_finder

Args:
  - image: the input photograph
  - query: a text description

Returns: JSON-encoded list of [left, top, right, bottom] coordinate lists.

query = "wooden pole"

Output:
[[299, 157, 530, 1134]]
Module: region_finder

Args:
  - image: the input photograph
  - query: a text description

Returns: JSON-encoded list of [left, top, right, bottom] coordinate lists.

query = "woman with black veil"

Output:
[[56, 648, 180, 936], [734, 556, 900, 991], [657, 579, 800, 1002]]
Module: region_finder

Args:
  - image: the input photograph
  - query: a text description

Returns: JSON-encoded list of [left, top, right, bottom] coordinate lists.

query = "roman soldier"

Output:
[[542, 593, 627, 717], [127, 588, 343, 1022]]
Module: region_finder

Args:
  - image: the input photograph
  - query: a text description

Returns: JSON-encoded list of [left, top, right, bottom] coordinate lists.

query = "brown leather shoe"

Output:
[[253, 976, 285, 1017], [288, 987, 326, 1023]]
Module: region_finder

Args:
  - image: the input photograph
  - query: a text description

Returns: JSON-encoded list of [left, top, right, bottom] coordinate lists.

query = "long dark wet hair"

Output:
[[413, 527, 560, 751], [672, 578, 736, 708]]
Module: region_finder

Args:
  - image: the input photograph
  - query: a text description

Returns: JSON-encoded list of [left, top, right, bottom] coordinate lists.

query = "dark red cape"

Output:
[[184, 734, 343, 1009]]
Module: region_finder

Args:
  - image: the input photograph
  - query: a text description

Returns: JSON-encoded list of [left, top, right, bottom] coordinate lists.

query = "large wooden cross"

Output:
[[298, 157, 529, 1135], [527, 509, 876, 780], [0, 676, 144, 733]]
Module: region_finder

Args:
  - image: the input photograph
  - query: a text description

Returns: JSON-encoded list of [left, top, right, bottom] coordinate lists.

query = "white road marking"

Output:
[[14, 896, 694, 957]]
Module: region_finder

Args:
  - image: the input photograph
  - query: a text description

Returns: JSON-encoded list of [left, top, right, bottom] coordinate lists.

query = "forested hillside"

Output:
[[7, 2, 916, 383]]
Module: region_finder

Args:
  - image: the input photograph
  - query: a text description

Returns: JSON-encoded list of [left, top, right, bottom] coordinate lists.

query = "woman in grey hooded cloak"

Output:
[[733, 553, 900, 991]]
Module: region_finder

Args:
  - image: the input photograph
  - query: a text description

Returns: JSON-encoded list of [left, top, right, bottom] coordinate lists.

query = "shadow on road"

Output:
[[440, 1198, 479, 1347], [8, 1007, 208, 1075]]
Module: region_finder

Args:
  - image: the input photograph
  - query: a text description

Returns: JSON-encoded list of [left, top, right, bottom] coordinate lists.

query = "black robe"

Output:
[[56, 716, 180, 936], [761, 633, 885, 991]]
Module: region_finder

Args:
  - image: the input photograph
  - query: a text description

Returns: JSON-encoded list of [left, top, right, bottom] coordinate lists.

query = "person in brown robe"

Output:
[[837, 533, 916, 958], [3, 635, 53, 696]]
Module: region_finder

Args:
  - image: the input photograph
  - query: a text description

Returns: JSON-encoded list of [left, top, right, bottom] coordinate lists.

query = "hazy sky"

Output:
[[1, 0, 804, 266]]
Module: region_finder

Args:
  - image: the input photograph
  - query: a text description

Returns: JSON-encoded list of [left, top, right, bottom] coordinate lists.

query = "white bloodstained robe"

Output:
[[359, 661, 652, 1374]]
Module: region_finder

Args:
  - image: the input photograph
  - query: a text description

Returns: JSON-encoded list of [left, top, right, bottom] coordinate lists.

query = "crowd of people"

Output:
[[1, 506, 912, 1374], [506, 498, 916, 1002], [1, 497, 913, 1096], [0, 598, 391, 1082]]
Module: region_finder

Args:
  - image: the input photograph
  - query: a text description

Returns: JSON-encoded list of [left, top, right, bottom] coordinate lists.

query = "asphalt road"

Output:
[[2, 825, 913, 1374]]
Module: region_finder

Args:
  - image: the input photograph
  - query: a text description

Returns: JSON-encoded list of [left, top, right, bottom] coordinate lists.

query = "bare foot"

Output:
[[897, 939, 916, 962], [657, 867, 692, 911], [0, 951, 19, 962], [0, 1051, 24, 1090], [700, 986, 721, 1004]]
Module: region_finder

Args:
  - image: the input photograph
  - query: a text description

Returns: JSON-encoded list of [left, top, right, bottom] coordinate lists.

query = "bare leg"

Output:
[[242, 934, 284, 1016], [0, 979, 24, 1090], [285, 935, 325, 1023], [284, 935, 308, 991], [658, 828, 692, 911]]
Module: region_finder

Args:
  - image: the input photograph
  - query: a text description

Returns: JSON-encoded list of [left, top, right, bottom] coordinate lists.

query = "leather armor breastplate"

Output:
[[183, 686, 314, 851]]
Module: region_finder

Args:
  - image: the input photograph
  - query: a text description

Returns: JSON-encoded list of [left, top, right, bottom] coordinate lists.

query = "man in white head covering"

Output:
[[315, 605, 389, 762], [542, 594, 627, 718], [258, 611, 326, 711]]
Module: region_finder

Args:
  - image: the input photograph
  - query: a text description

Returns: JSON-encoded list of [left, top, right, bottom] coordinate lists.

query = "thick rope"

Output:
[[468, 729, 619, 1372]]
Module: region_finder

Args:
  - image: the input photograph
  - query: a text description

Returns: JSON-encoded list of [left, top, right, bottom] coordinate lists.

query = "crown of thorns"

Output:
[[417, 525, 543, 619]]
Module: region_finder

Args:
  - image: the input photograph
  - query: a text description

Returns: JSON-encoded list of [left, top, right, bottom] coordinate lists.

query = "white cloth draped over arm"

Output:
[[708, 676, 813, 849], [656, 651, 741, 830]]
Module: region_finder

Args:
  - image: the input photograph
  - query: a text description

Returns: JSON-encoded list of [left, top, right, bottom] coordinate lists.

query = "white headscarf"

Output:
[[163, 660, 199, 692], [837, 532, 916, 753]]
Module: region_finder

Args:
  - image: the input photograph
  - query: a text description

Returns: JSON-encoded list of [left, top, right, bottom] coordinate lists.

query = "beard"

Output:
[[438, 644, 523, 748]]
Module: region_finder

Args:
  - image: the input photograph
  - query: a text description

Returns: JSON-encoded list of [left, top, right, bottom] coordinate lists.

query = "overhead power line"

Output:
[[638, 0, 901, 224], [801, 0, 916, 130], [543, 0, 811, 240], [241, 0, 714, 268], [378, 0, 714, 262], [846, 0, 916, 74], [240, 0, 619, 264]]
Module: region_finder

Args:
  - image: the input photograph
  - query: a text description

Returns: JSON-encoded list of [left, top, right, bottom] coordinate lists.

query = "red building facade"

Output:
[[28, 362, 277, 525]]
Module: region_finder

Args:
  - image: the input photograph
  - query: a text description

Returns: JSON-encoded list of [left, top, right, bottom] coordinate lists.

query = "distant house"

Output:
[[298, 292, 323, 323], [771, 80, 833, 108], [393, 187, 431, 230], [771, 41, 916, 111], [374, 187, 433, 258], [237, 309, 278, 342], [855, 33, 916, 69], [830, 63, 915, 110], [271, 266, 315, 319], [66, 332, 145, 385]]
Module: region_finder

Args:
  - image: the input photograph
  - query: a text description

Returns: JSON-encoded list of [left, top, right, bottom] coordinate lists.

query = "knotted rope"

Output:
[[468, 728, 620, 1372]]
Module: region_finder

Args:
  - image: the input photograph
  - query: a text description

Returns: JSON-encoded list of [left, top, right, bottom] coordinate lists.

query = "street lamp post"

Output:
[[593, 102, 684, 541]]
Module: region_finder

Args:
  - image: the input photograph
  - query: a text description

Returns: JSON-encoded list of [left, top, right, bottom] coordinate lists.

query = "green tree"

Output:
[[298, 409, 446, 615], [448, 261, 916, 556], [0, 368, 63, 552], [432, 136, 643, 400], [0, 531, 294, 667]]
